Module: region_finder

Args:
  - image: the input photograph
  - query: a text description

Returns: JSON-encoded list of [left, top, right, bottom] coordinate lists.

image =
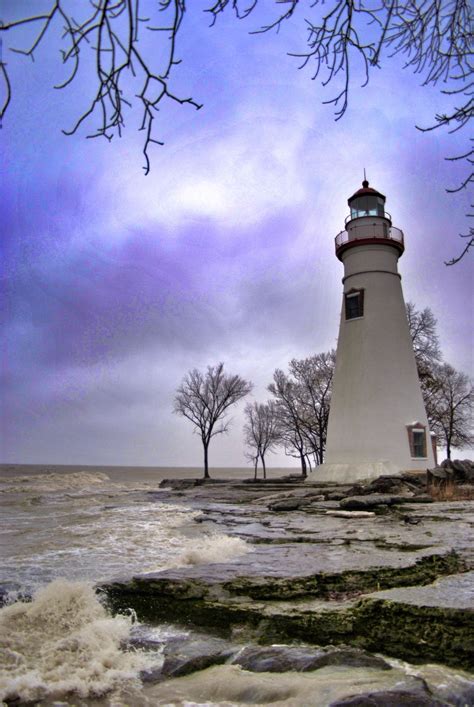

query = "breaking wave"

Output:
[[177, 534, 251, 566], [0, 579, 157, 704]]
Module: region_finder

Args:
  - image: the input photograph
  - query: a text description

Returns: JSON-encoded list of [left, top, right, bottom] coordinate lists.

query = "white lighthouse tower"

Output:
[[318, 178, 435, 482]]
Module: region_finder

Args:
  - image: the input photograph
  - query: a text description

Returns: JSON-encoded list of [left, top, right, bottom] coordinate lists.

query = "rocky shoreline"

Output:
[[101, 470, 474, 699]]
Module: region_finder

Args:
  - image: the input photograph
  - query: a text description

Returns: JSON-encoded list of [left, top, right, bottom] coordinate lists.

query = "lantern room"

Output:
[[348, 179, 387, 220], [335, 179, 405, 261]]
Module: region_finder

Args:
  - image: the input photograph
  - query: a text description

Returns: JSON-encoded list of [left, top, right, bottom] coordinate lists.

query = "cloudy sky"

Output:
[[1, 1, 472, 468]]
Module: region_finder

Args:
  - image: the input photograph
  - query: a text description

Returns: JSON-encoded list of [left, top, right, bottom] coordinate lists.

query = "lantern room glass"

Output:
[[350, 195, 385, 219]]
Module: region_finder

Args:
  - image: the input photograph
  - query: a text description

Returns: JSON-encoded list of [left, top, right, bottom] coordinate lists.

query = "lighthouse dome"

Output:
[[348, 179, 386, 219]]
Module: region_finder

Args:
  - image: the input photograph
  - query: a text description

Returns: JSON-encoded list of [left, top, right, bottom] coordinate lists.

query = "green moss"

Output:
[[221, 551, 465, 600], [351, 598, 474, 671], [101, 553, 471, 671]]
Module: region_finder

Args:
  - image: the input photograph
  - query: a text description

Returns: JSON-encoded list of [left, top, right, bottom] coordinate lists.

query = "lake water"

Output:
[[1, 464, 472, 706]]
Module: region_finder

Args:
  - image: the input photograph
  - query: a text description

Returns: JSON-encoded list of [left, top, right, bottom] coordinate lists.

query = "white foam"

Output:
[[0, 580, 156, 703], [177, 534, 251, 566]]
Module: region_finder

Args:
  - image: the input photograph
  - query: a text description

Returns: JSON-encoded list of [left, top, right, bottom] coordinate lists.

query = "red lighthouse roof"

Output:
[[348, 179, 386, 205]]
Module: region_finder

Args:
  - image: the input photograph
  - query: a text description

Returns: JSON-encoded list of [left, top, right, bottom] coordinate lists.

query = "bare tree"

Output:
[[243, 401, 281, 480], [1, 1, 472, 249], [406, 302, 473, 458], [425, 363, 473, 459], [406, 301, 441, 433], [289, 351, 335, 466], [406, 302, 442, 381], [268, 369, 309, 477], [406, 301, 444, 431], [174, 362, 252, 479]]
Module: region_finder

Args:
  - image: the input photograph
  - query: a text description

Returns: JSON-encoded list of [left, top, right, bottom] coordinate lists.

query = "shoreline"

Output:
[[103, 473, 474, 672]]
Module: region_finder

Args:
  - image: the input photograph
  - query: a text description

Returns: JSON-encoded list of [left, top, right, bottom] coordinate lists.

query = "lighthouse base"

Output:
[[315, 461, 401, 484]]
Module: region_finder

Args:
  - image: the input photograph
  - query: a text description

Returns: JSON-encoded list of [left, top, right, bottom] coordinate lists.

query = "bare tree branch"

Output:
[[1, 0, 472, 257], [444, 227, 474, 265], [0, 0, 202, 173]]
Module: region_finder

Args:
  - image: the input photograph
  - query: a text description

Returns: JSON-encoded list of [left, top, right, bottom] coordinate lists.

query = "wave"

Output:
[[0, 579, 157, 703], [0, 471, 112, 494], [176, 534, 251, 566]]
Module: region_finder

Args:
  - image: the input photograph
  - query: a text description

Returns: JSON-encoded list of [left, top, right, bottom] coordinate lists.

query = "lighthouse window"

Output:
[[413, 431, 426, 457], [407, 424, 427, 458], [345, 290, 364, 320]]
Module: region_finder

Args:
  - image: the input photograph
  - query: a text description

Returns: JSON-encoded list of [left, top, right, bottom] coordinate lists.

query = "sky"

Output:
[[1, 1, 472, 468]]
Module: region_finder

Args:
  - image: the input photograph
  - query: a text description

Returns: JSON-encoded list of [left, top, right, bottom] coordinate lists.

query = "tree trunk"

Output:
[[254, 456, 258, 481], [203, 443, 210, 479], [446, 411, 454, 460], [319, 412, 326, 464], [300, 453, 307, 478], [260, 453, 267, 480]]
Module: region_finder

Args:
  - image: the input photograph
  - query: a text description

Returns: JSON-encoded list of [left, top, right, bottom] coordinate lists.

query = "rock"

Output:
[[232, 645, 323, 672], [268, 499, 303, 511], [159, 478, 201, 490], [346, 476, 423, 497], [325, 491, 350, 501], [128, 636, 165, 651], [344, 484, 366, 496], [305, 494, 326, 502], [140, 666, 164, 684], [340, 495, 405, 510], [326, 510, 376, 518], [451, 460, 469, 474], [366, 476, 417, 495], [309, 647, 392, 670], [351, 572, 474, 670], [400, 472, 427, 489], [428, 467, 448, 481], [232, 645, 391, 673], [142, 636, 238, 683], [161, 648, 235, 679], [438, 459, 474, 484], [159, 478, 229, 490], [330, 690, 449, 706]]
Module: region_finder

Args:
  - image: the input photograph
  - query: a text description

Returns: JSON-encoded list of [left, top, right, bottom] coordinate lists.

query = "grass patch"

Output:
[[428, 480, 474, 502]]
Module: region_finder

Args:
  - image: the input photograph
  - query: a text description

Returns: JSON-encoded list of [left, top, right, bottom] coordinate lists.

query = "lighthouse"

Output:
[[318, 179, 435, 482]]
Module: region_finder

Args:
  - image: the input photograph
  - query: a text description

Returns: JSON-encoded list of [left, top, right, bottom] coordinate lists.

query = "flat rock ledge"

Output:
[[103, 562, 473, 670], [103, 474, 474, 672]]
